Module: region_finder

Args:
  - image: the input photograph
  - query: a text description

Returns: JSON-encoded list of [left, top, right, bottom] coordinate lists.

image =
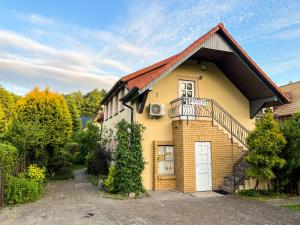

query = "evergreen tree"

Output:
[[66, 95, 81, 136], [246, 111, 286, 190], [12, 87, 72, 168]]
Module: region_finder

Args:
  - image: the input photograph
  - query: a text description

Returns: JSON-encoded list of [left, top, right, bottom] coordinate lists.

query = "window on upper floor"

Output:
[[118, 89, 125, 112], [113, 94, 118, 115], [108, 100, 112, 118], [104, 104, 108, 120]]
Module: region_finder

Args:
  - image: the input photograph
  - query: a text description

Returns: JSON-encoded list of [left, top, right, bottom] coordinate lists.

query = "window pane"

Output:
[[187, 83, 192, 90], [187, 91, 192, 97]]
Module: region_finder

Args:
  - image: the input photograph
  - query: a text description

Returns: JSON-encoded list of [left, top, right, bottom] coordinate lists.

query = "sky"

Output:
[[0, 0, 299, 95]]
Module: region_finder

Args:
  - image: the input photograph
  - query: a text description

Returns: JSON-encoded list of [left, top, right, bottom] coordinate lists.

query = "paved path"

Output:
[[0, 170, 299, 225]]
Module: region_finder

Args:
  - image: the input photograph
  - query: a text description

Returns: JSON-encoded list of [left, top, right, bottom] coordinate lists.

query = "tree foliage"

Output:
[[246, 111, 286, 190], [0, 143, 18, 176], [114, 120, 145, 194], [66, 89, 106, 117], [11, 87, 72, 168], [76, 122, 101, 164], [65, 95, 81, 136], [0, 87, 18, 132], [274, 112, 300, 192]]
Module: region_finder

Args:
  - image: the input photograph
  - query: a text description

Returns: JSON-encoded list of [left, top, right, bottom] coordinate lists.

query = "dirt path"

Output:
[[0, 170, 299, 225]]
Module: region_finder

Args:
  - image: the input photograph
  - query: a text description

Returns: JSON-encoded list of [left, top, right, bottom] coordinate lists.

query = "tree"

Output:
[[6, 120, 46, 170], [0, 87, 18, 131], [274, 112, 300, 193], [65, 95, 81, 136], [13, 87, 72, 168], [114, 120, 145, 194], [0, 103, 5, 132], [246, 111, 286, 191], [76, 122, 101, 163], [81, 89, 106, 117]]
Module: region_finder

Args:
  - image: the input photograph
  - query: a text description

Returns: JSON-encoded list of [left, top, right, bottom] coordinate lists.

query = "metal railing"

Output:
[[169, 97, 250, 147]]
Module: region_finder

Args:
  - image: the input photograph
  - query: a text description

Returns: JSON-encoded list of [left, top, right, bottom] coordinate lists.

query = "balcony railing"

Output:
[[168, 97, 250, 148]]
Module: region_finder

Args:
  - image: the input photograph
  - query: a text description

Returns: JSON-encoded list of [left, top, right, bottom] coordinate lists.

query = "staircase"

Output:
[[169, 97, 251, 193]]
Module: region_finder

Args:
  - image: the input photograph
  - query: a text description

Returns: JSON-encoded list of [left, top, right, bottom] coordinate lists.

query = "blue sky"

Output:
[[0, 0, 299, 95]]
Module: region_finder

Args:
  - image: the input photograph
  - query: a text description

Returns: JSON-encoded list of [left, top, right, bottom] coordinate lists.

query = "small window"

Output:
[[119, 89, 125, 111], [158, 146, 174, 175], [113, 94, 118, 115]]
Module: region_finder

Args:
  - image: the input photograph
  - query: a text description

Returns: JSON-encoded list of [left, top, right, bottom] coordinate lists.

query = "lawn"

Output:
[[282, 204, 300, 212], [237, 189, 287, 201]]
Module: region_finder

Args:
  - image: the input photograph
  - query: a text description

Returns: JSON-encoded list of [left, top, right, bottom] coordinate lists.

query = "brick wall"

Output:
[[172, 120, 245, 193]]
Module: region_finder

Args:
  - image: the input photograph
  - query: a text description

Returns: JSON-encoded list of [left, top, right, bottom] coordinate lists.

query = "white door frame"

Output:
[[195, 142, 212, 191]]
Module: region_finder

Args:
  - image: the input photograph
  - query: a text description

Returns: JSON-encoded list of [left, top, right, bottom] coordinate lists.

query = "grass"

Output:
[[70, 164, 86, 172], [282, 204, 300, 212], [237, 189, 287, 201]]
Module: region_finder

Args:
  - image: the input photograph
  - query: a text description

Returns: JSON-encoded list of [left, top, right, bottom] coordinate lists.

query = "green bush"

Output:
[[65, 142, 79, 155], [4, 175, 42, 205], [76, 122, 101, 163], [114, 120, 145, 194], [27, 164, 45, 183], [0, 143, 18, 175], [86, 146, 112, 176], [103, 165, 116, 193]]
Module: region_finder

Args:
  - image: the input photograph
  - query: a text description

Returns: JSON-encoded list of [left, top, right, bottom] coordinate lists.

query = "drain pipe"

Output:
[[122, 101, 134, 124]]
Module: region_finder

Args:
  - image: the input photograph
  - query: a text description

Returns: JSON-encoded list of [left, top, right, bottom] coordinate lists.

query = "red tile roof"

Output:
[[274, 81, 300, 117], [119, 23, 289, 103]]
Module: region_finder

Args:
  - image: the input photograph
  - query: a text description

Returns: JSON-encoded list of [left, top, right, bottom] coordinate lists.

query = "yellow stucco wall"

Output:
[[136, 60, 255, 190]]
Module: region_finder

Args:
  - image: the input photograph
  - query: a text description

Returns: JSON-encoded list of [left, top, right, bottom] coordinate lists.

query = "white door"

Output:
[[179, 80, 195, 118], [195, 142, 212, 191]]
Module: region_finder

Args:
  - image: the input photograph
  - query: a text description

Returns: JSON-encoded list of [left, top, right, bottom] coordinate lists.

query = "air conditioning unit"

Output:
[[149, 103, 165, 117]]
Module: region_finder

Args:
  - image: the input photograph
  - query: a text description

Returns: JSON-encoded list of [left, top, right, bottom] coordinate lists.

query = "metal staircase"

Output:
[[169, 97, 251, 193]]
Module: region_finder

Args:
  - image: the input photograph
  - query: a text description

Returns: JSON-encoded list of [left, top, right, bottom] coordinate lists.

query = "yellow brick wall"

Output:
[[153, 141, 176, 190], [172, 120, 245, 193]]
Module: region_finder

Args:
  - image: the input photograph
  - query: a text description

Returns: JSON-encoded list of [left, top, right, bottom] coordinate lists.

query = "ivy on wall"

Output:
[[114, 119, 145, 194]]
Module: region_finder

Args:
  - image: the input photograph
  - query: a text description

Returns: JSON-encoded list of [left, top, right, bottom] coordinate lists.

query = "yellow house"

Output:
[[100, 23, 289, 193]]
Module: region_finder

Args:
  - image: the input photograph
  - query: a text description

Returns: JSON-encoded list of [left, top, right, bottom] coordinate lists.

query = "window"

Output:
[[179, 80, 195, 98], [113, 94, 118, 115], [118, 89, 124, 111], [158, 146, 174, 175], [104, 104, 108, 120], [108, 100, 112, 118]]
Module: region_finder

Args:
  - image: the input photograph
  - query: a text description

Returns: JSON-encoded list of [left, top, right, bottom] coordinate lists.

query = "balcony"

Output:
[[168, 97, 249, 147]]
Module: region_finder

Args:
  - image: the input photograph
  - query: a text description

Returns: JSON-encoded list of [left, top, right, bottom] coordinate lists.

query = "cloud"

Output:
[[0, 58, 118, 94], [1, 1, 299, 94], [12, 11, 55, 26]]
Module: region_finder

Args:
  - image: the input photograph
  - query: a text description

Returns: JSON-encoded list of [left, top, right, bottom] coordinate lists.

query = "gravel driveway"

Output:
[[0, 170, 299, 225]]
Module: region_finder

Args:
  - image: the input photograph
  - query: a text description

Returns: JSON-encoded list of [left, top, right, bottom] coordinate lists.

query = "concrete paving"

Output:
[[0, 169, 299, 225]]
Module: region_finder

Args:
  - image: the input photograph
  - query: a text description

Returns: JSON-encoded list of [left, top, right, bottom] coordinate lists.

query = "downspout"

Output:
[[122, 101, 134, 124]]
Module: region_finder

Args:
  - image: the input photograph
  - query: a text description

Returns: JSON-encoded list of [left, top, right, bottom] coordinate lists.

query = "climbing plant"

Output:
[[114, 119, 145, 194]]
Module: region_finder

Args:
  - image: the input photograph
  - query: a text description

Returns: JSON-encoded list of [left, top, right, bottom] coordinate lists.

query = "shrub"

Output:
[[76, 122, 101, 163], [48, 149, 72, 174], [0, 143, 18, 175], [246, 111, 286, 190], [4, 175, 42, 205], [114, 120, 145, 194], [86, 146, 112, 176], [27, 164, 45, 183], [65, 142, 79, 155], [103, 165, 116, 193], [13, 87, 72, 169]]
